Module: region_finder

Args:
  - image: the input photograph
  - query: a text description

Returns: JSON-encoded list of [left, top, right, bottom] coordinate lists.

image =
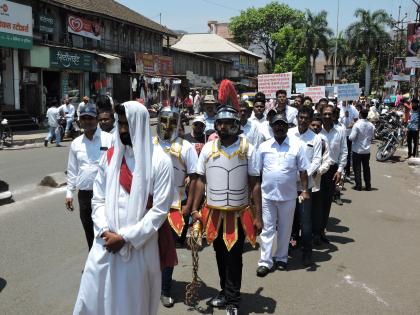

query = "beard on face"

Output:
[[120, 132, 132, 146]]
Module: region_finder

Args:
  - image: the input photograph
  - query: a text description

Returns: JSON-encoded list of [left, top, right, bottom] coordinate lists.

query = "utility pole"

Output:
[[333, 0, 339, 85], [159, 13, 162, 25]]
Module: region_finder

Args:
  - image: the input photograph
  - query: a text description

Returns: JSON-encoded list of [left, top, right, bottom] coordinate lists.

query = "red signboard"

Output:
[[134, 53, 173, 75], [68, 15, 101, 40]]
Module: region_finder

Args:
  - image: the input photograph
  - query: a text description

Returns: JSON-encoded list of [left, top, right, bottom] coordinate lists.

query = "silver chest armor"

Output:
[[154, 137, 186, 209], [205, 138, 249, 210]]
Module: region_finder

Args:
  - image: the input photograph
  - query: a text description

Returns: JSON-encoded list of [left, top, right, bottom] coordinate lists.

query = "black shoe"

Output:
[[276, 260, 288, 271], [206, 291, 226, 308], [160, 295, 174, 308], [313, 235, 321, 246], [226, 305, 238, 315], [44, 140, 48, 147], [256, 266, 270, 277], [335, 196, 343, 206], [365, 186, 372, 191], [56, 144, 63, 147], [320, 234, 330, 244], [352, 186, 362, 191], [302, 253, 313, 267]]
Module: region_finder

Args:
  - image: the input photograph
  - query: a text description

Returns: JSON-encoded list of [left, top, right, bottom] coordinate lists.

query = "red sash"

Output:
[[106, 147, 178, 268]]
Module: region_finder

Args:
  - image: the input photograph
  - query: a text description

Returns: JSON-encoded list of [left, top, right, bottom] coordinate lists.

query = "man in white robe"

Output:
[[73, 101, 174, 315]]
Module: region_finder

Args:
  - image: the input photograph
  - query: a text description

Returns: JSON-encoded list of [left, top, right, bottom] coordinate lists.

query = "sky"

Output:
[[117, 0, 418, 34]]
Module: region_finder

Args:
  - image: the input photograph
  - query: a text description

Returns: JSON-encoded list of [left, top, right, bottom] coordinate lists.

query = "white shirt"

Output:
[[66, 128, 113, 198], [59, 103, 75, 119], [240, 120, 264, 149], [276, 105, 298, 126], [288, 127, 322, 189], [320, 125, 348, 173], [349, 119, 375, 154], [158, 137, 198, 175], [77, 102, 89, 120], [197, 138, 260, 177], [250, 112, 267, 124], [46, 107, 60, 127], [339, 105, 359, 137], [260, 121, 274, 141], [257, 137, 310, 201]]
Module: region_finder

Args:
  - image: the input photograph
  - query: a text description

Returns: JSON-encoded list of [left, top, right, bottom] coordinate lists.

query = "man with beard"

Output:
[[184, 116, 206, 155], [192, 104, 263, 315], [153, 106, 198, 307], [73, 102, 174, 315], [66, 105, 113, 250]]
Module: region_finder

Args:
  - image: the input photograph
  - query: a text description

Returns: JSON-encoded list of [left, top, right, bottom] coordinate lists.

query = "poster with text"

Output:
[[304, 86, 325, 103], [258, 72, 292, 98], [68, 15, 101, 41], [337, 83, 360, 101]]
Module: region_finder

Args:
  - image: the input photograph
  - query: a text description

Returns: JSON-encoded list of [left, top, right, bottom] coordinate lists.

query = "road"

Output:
[[0, 142, 420, 314]]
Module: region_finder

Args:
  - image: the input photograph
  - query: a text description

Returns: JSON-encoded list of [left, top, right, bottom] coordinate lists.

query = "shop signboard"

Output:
[[304, 86, 325, 103], [68, 15, 101, 41], [39, 14, 55, 34], [134, 53, 173, 75], [336, 83, 360, 101], [159, 56, 173, 75], [50, 48, 93, 71], [258, 72, 293, 98], [0, 1, 33, 49]]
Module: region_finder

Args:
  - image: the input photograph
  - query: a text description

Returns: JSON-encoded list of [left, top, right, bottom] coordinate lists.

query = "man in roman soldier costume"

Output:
[[191, 80, 263, 315], [154, 105, 199, 307]]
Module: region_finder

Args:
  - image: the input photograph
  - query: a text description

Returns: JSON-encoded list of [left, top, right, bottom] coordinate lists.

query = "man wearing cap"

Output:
[[256, 112, 310, 276], [65, 104, 113, 250], [203, 94, 218, 133], [59, 96, 75, 138], [184, 116, 206, 155], [239, 101, 264, 149]]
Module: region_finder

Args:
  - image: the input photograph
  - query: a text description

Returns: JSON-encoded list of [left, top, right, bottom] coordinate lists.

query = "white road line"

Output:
[[343, 274, 389, 307], [0, 187, 66, 217]]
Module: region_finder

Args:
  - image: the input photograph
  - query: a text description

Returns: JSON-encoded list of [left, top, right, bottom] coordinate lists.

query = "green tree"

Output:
[[345, 9, 392, 95], [304, 10, 333, 86], [328, 32, 351, 83], [229, 2, 302, 72]]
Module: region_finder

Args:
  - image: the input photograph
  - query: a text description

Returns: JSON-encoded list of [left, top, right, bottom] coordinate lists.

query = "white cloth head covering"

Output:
[[105, 101, 153, 260]]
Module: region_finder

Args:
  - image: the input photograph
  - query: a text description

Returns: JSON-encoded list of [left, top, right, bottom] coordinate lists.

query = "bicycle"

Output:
[[0, 118, 13, 149]]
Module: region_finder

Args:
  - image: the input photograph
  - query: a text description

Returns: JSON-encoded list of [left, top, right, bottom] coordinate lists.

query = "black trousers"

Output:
[[407, 130, 419, 157], [213, 218, 245, 308], [77, 190, 94, 250], [292, 191, 313, 254], [352, 152, 371, 189], [312, 164, 338, 235], [345, 137, 352, 175]]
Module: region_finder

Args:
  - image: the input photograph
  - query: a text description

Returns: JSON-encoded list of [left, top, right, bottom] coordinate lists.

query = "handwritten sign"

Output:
[[258, 72, 292, 98], [337, 83, 360, 101], [304, 86, 325, 103]]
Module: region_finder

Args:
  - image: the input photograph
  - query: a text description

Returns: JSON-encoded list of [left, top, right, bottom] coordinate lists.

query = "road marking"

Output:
[[0, 187, 66, 217], [343, 274, 389, 306]]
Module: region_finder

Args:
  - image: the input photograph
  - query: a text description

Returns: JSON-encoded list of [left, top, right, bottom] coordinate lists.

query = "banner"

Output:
[[406, 57, 420, 68], [0, 1, 32, 49], [337, 83, 360, 101], [258, 72, 292, 98], [393, 57, 410, 76], [68, 15, 101, 40], [295, 83, 306, 94], [134, 53, 173, 75], [304, 86, 325, 103], [407, 23, 420, 57], [325, 86, 335, 98], [50, 48, 93, 71]]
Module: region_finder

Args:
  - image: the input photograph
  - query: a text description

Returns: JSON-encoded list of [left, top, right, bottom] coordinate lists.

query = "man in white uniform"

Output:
[[153, 106, 198, 307], [73, 102, 174, 315], [250, 92, 267, 125], [59, 96, 75, 137], [256, 113, 310, 276], [44, 102, 61, 147], [275, 89, 298, 127], [239, 101, 264, 149]]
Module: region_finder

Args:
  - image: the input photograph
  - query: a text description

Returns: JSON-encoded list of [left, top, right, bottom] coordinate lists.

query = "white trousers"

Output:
[[258, 198, 296, 268]]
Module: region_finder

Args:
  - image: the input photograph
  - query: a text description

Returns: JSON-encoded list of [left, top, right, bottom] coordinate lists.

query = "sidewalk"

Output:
[[9, 117, 159, 147]]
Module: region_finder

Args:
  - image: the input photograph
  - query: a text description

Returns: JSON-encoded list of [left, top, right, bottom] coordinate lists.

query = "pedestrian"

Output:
[[44, 101, 62, 147], [59, 96, 75, 138], [193, 91, 201, 115], [275, 89, 297, 127], [77, 96, 90, 121], [184, 116, 206, 155], [406, 98, 419, 158], [153, 106, 198, 308], [250, 92, 267, 125], [73, 102, 174, 315], [339, 101, 359, 181], [192, 104, 262, 315], [315, 104, 347, 244], [65, 104, 113, 250], [256, 112, 310, 276], [239, 101, 264, 149], [288, 107, 322, 266], [294, 95, 304, 110], [349, 108, 375, 191], [97, 107, 115, 133], [202, 94, 218, 133], [403, 99, 411, 125], [314, 98, 328, 115]]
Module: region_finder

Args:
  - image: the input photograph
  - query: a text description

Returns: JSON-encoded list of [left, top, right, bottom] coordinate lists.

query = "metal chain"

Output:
[[185, 224, 203, 307]]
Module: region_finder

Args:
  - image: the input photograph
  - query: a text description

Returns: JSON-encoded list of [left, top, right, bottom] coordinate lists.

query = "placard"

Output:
[[258, 72, 292, 98], [337, 83, 360, 101], [295, 83, 306, 94], [304, 86, 325, 103]]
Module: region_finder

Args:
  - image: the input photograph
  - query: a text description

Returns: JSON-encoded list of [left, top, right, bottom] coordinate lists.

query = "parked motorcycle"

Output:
[[376, 127, 403, 162]]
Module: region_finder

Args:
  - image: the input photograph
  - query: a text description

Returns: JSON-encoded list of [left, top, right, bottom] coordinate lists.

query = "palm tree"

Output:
[[345, 9, 391, 96], [304, 10, 333, 85]]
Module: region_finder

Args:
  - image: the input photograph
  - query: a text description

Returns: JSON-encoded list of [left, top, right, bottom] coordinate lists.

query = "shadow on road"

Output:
[[328, 217, 350, 233], [0, 277, 7, 292]]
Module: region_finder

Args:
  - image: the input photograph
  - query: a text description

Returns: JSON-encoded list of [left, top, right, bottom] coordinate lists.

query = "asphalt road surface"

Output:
[[0, 141, 419, 315]]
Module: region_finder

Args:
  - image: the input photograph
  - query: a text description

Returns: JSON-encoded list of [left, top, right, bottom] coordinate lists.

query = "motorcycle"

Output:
[[376, 127, 403, 162]]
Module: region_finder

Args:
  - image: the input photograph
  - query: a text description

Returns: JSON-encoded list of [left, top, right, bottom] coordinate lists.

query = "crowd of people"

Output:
[[56, 81, 385, 315]]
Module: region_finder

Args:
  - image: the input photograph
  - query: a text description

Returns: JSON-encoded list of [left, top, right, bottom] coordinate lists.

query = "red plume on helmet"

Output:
[[218, 79, 239, 111]]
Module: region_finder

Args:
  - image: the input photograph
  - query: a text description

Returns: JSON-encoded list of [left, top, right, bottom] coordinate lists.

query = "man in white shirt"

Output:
[[193, 91, 201, 115], [339, 101, 359, 178], [316, 104, 347, 244], [239, 101, 264, 149], [77, 96, 90, 121], [202, 94, 218, 134], [288, 107, 322, 266], [275, 89, 298, 127], [73, 102, 174, 315], [44, 102, 62, 147], [349, 108, 375, 191], [59, 96, 75, 137], [250, 92, 267, 124], [65, 104, 113, 250], [256, 113, 310, 277]]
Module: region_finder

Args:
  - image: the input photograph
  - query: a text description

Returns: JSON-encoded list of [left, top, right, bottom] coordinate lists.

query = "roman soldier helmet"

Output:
[[157, 106, 180, 142]]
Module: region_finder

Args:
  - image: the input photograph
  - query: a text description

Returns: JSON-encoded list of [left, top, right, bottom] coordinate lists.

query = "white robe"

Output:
[[73, 102, 174, 315]]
